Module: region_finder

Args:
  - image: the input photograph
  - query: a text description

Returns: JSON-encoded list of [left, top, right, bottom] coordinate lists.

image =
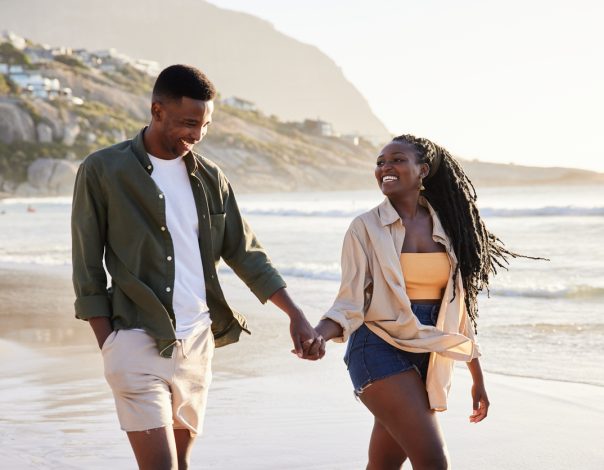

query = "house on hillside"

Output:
[[341, 134, 360, 146], [23, 46, 53, 64], [303, 119, 333, 137], [92, 48, 132, 71], [0, 31, 26, 50], [10, 72, 60, 99], [50, 46, 72, 57], [0, 64, 23, 74], [222, 96, 257, 112]]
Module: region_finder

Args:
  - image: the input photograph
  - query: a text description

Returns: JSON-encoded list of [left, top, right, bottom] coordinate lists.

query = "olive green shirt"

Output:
[[72, 128, 286, 357]]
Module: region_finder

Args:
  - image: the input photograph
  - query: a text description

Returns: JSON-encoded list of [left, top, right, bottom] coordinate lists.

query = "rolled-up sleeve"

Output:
[[322, 224, 371, 343], [71, 160, 111, 320]]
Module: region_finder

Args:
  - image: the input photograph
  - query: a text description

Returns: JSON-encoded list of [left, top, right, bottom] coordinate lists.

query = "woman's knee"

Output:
[[367, 454, 406, 470], [410, 445, 449, 470]]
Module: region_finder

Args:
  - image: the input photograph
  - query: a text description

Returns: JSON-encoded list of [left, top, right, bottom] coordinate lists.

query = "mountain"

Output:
[[1, 39, 602, 198], [0, 0, 390, 141]]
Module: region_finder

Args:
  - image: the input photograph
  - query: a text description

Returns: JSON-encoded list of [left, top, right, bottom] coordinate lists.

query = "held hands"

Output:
[[289, 314, 326, 360], [268, 288, 326, 361]]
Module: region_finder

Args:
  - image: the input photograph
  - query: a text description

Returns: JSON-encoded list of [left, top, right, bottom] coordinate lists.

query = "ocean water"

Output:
[[1, 185, 603, 387]]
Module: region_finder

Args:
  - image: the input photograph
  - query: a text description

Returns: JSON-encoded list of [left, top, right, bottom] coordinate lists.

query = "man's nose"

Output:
[[190, 126, 202, 142]]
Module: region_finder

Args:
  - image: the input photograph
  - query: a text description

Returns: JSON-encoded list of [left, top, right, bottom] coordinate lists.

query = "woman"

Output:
[[315, 134, 523, 469]]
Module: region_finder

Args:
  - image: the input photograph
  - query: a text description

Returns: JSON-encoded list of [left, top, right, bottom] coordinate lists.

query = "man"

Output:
[[71, 64, 324, 469]]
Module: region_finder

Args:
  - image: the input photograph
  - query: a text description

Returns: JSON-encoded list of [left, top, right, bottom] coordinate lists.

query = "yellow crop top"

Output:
[[400, 252, 450, 300]]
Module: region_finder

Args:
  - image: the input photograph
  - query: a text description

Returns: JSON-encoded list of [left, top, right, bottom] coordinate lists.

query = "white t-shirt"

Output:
[[148, 154, 211, 338]]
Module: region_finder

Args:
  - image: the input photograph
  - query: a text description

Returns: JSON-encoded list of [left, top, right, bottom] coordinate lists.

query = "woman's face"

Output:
[[374, 141, 428, 197]]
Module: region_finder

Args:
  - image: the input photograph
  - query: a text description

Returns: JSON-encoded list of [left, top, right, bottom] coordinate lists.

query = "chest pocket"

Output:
[[210, 213, 226, 260]]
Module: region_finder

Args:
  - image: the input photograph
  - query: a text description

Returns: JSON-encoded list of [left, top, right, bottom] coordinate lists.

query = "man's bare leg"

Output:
[[127, 426, 178, 470], [174, 429, 196, 470]]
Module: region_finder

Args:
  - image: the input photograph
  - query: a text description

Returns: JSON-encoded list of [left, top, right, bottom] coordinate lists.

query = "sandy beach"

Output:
[[1, 265, 603, 469]]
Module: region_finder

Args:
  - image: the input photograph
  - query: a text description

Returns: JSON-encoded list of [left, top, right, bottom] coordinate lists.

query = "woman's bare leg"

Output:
[[360, 370, 449, 470], [367, 417, 408, 470]]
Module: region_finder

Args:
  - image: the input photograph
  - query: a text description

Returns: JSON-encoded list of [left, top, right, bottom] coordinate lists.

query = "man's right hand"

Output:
[[89, 317, 114, 350]]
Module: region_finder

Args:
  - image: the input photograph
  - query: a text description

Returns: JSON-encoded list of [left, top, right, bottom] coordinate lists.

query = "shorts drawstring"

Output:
[[181, 338, 189, 359]]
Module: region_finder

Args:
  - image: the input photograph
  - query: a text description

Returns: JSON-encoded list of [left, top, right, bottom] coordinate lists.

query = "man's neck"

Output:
[[143, 123, 175, 160]]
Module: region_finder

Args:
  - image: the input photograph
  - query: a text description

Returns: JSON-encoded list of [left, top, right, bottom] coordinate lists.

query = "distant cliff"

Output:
[[0, 43, 602, 198], [0, 0, 390, 141]]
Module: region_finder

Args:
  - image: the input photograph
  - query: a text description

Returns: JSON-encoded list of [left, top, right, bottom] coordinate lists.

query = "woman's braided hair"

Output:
[[393, 134, 530, 332]]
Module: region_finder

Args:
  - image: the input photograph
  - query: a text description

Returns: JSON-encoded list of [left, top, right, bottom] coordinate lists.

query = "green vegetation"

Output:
[[74, 100, 144, 136], [54, 54, 87, 69], [104, 64, 153, 95], [0, 42, 30, 66], [0, 140, 94, 182], [0, 43, 375, 193], [17, 98, 44, 125], [0, 74, 11, 95]]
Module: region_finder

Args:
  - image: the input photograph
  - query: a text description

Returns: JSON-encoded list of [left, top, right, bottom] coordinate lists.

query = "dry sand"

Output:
[[0, 266, 602, 469]]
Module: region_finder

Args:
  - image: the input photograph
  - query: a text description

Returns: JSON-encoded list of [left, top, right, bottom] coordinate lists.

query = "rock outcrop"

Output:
[[16, 158, 79, 196], [0, 101, 36, 143]]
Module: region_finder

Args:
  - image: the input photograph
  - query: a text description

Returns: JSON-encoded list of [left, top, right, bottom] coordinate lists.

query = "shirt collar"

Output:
[[377, 195, 449, 242], [132, 127, 199, 176]]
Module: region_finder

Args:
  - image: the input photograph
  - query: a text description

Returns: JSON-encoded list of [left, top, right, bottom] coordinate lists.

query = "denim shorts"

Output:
[[344, 303, 440, 396]]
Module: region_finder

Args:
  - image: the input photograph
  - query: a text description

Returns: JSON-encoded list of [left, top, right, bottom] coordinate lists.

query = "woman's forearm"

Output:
[[467, 357, 485, 384], [315, 318, 344, 341]]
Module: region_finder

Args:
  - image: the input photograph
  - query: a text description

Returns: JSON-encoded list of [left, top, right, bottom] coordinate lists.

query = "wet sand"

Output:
[[1, 265, 603, 469]]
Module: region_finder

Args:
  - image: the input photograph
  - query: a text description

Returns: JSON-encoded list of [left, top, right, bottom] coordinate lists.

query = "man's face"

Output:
[[152, 97, 214, 158]]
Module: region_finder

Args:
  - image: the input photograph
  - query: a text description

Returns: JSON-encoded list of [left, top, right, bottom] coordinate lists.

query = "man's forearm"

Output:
[[89, 316, 113, 349], [268, 287, 304, 320]]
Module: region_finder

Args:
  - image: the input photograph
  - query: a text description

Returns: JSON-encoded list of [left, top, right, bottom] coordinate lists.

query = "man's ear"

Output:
[[151, 101, 163, 121]]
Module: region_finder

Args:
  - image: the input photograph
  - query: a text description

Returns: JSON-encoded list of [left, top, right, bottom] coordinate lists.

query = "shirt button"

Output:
[[147, 165, 152, 170], [159, 194, 164, 199], [166, 287, 171, 292], [160, 226, 166, 231], [167, 256, 173, 261], [210, 274, 215, 279]]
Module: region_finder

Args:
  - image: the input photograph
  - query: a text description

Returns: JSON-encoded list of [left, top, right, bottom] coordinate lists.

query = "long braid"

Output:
[[393, 134, 540, 332]]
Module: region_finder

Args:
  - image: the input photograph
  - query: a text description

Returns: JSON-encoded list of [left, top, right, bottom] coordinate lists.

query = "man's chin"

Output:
[[171, 146, 190, 158]]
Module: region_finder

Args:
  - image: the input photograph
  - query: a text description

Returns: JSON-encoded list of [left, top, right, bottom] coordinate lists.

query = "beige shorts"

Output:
[[101, 327, 214, 435]]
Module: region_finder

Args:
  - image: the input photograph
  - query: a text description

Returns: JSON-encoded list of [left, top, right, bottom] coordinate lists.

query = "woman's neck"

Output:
[[389, 192, 423, 220]]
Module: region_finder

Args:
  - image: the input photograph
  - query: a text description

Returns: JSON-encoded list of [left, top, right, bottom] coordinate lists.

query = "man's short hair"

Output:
[[152, 64, 216, 102]]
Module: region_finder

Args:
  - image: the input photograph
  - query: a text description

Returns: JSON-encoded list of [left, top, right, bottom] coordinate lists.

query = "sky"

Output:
[[208, 0, 604, 172]]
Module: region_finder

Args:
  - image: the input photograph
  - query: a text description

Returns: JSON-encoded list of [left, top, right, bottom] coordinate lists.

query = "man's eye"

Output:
[[376, 161, 384, 166]]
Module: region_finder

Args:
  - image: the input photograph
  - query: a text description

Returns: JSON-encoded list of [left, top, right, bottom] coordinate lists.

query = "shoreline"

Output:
[[1, 265, 604, 468], [1, 262, 603, 388]]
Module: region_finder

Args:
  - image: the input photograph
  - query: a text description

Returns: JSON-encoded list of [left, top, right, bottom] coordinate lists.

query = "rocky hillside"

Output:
[[0, 51, 378, 196], [1, 42, 602, 198], [0, 0, 390, 141]]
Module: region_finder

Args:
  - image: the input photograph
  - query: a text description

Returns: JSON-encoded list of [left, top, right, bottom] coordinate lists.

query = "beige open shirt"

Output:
[[322, 197, 481, 411]]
